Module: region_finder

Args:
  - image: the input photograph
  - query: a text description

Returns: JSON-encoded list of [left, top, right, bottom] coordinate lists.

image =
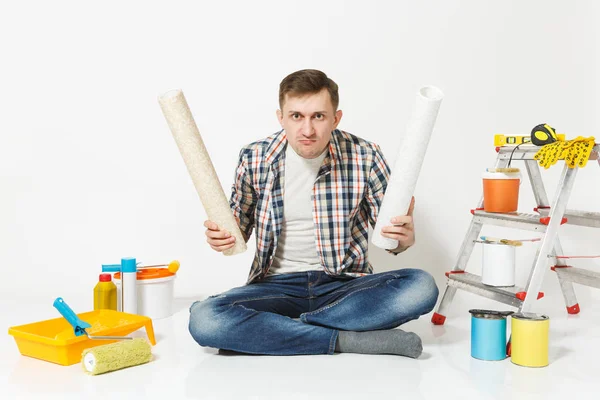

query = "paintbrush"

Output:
[[485, 168, 521, 173], [479, 236, 541, 247], [480, 236, 542, 246]]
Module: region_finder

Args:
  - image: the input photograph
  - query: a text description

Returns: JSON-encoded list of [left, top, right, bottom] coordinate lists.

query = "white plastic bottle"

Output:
[[120, 257, 138, 314]]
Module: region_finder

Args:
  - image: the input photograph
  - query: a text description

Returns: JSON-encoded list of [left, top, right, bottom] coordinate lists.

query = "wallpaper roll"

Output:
[[372, 86, 444, 250], [158, 89, 247, 256]]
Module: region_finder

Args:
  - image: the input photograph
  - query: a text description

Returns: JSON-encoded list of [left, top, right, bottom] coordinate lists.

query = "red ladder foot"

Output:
[[431, 312, 446, 325], [516, 291, 544, 301], [567, 304, 580, 314]]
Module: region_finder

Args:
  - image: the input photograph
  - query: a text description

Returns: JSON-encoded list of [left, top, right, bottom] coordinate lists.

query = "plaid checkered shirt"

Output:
[[229, 129, 391, 284]]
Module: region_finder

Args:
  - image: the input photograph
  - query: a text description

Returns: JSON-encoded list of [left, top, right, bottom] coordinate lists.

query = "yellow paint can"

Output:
[[511, 313, 549, 367]]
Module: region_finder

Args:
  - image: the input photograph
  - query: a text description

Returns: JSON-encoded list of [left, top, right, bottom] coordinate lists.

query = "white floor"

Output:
[[2, 294, 599, 400]]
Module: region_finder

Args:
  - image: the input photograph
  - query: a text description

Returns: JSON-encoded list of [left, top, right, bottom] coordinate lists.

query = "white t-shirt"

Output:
[[266, 145, 328, 276]]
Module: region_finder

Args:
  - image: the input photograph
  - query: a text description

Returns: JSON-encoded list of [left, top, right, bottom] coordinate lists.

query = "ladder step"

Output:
[[496, 143, 600, 161], [446, 272, 524, 308], [536, 208, 600, 228], [471, 210, 548, 232], [553, 266, 600, 289]]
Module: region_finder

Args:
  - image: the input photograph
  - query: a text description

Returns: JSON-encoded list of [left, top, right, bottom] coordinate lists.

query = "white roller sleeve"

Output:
[[372, 86, 444, 250], [158, 89, 247, 256]]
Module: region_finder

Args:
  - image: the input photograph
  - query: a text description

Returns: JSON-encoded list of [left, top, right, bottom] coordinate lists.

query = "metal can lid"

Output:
[[469, 309, 514, 319], [512, 312, 549, 321]]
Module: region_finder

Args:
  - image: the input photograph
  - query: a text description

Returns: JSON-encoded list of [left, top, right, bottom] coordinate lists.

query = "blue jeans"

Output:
[[188, 268, 438, 355]]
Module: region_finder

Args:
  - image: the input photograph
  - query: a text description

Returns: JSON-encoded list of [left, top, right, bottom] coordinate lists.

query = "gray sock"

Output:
[[335, 329, 423, 358]]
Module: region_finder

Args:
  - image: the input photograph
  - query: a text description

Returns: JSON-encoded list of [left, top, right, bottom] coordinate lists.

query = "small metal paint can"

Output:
[[469, 309, 513, 361], [511, 312, 549, 367]]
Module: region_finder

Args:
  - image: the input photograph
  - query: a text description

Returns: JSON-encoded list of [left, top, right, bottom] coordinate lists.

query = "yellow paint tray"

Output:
[[8, 309, 156, 366]]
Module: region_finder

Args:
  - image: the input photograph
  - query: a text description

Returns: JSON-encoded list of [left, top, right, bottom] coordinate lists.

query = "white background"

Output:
[[1, 0, 599, 317]]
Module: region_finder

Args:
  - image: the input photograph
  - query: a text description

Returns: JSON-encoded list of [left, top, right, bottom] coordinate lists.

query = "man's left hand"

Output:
[[381, 196, 416, 253]]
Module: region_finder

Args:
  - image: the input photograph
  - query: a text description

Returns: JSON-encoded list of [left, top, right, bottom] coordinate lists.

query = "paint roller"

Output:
[[54, 298, 133, 341], [82, 338, 152, 375], [54, 298, 152, 374]]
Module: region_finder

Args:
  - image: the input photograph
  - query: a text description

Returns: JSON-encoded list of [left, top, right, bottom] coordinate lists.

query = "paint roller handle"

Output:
[[101, 264, 121, 273], [53, 297, 91, 336]]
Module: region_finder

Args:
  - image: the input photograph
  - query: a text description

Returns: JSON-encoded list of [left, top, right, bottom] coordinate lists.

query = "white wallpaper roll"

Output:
[[372, 86, 444, 250], [158, 89, 247, 256]]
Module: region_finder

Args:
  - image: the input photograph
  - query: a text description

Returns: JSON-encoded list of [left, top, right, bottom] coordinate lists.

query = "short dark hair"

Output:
[[279, 69, 339, 111]]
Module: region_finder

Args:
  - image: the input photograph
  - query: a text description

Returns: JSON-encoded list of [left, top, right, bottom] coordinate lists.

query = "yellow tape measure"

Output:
[[531, 123, 559, 146]]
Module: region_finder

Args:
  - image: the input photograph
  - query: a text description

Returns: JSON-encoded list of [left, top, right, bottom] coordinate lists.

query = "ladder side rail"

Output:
[[525, 159, 551, 208], [521, 165, 578, 311], [525, 158, 580, 311]]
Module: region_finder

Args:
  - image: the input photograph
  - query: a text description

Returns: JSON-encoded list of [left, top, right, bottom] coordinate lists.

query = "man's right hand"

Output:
[[204, 220, 237, 252]]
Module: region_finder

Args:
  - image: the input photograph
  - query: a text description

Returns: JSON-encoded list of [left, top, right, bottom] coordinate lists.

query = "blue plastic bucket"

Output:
[[469, 309, 513, 361]]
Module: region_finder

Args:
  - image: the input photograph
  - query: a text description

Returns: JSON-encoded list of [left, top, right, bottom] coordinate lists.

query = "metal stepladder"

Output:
[[431, 142, 600, 325]]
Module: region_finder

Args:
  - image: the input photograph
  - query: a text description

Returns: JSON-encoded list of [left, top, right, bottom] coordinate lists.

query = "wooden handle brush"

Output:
[[485, 168, 520, 173], [479, 236, 541, 247], [137, 260, 180, 274]]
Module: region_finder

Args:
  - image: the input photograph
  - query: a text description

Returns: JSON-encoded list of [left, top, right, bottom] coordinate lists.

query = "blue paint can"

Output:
[[469, 309, 513, 361]]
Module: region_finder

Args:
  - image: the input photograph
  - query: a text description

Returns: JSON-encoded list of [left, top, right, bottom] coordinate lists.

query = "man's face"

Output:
[[277, 88, 343, 159]]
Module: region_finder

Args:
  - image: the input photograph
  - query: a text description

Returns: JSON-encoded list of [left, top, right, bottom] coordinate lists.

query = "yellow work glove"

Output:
[[534, 137, 595, 169]]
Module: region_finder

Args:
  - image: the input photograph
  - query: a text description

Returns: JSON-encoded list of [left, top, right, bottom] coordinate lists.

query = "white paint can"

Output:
[[114, 268, 176, 319], [482, 243, 516, 287]]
